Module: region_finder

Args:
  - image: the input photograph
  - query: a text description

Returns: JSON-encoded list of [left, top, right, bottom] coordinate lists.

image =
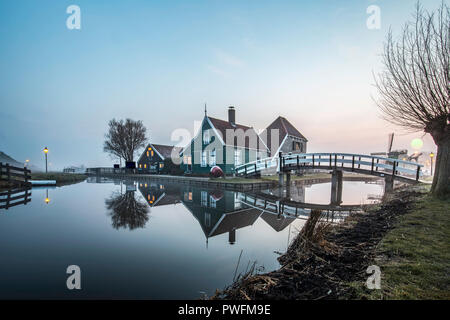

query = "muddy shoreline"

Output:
[[212, 187, 421, 300]]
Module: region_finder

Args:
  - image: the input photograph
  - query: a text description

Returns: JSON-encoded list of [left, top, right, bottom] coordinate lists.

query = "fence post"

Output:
[[329, 154, 332, 167], [24, 167, 29, 185], [352, 155, 355, 171], [371, 158, 374, 174], [6, 189, 11, 210], [6, 164, 10, 182], [279, 152, 283, 171], [312, 154, 315, 168], [416, 166, 420, 181], [392, 161, 396, 177], [297, 155, 299, 167], [334, 154, 337, 168]]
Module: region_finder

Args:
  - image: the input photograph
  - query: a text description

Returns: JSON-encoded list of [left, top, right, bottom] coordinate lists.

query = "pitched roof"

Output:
[[260, 212, 296, 232], [207, 116, 268, 151], [209, 208, 262, 237], [141, 143, 182, 160], [261, 116, 308, 153]]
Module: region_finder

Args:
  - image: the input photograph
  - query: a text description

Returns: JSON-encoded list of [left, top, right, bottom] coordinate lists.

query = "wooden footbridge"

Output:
[[235, 152, 423, 183], [237, 192, 362, 223]]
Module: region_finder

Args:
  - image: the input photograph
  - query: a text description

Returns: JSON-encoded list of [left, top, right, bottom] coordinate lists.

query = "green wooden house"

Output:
[[180, 107, 269, 175]]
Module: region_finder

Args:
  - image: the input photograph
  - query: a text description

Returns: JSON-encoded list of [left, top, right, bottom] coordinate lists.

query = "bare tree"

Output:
[[374, 2, 449, 198], [105, 190, 149, 230], [103, 118, 148, 163]]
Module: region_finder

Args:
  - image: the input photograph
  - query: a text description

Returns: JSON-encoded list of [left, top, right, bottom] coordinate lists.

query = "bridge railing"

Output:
[[234, 157, 278, 176], [281, 153, 423, 181], [236, 153, 423, 181]]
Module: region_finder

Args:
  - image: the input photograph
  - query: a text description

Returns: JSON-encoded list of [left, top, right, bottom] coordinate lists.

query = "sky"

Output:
[[0, 0, 442, 170]]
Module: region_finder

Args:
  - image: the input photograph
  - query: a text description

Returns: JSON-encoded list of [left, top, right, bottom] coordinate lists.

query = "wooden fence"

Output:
[[0, 187, 32, 210], [0, 162, 31, 187]]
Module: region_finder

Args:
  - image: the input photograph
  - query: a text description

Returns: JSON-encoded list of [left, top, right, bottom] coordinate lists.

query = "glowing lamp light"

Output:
[[430, 152, 434, 158], [43, 147, 49, 154], [45, 198, 50, 204], [410, 138, 423, 150]]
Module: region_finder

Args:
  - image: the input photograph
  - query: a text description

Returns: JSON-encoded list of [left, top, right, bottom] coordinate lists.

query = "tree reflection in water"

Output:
[[105, 191, 149, 230]]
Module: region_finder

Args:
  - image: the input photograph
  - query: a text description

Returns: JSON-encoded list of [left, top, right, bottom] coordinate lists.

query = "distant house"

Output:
[[180, 106, 269, 175], [260, 116, 308, 157], [63, 166, 86, 174], [137, 143, 182, 174]]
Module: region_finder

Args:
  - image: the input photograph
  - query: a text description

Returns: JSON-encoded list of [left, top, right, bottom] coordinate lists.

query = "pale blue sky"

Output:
[[0, 0, 441, 169]]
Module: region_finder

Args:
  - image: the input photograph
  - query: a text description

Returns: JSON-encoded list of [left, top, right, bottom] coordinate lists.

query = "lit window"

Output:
[[159, 163, 164, 168], [148, 147, 151, 151], [147, 151, 149, 157], [151, 151, 154, 156], [139, 164, 142, 168], [184, 155, 192, 165], [144, 164, 147, 168], [188, 192, 192, 201]]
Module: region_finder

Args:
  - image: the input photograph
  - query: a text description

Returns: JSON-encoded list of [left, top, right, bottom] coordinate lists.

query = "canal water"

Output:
[[0, 178, 384, 299]]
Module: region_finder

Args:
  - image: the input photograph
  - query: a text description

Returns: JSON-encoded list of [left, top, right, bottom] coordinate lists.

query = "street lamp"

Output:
[[43, 147, 48, 173], [24, 159, 29, 167], [430, 152, 434, 176], [45, 189, 50, 204]]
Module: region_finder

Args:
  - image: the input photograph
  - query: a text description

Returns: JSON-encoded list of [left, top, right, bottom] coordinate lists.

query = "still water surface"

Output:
[[0, 178, 383, 299]]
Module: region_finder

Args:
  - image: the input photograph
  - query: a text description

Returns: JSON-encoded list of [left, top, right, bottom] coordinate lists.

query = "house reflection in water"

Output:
[[138, 182, 181, 207], [132, 180, 300, 243], [181, 187, 266, 246]]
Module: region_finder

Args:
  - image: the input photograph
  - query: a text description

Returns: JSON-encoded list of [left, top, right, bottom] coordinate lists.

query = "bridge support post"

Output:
[[384, 176, 394, 194], [278, 172, 284, 186], [228, 229, 236, 245], [285, 172, 291, 198], [330, 169, 343, 205]]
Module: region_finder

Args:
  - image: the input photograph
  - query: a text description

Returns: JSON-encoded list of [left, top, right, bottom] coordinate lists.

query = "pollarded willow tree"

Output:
[[374, 2, 449, 198], [103, 118, 148, 163]]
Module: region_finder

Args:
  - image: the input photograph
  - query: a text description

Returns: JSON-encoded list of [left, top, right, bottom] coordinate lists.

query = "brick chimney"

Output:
[[228, 106, 235, 125]]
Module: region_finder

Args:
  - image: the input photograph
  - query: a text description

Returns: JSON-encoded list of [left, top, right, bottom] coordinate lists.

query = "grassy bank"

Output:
[[349, 185, 450, 299], [30, 172, 87, 186], [213, 184, 449, 300]]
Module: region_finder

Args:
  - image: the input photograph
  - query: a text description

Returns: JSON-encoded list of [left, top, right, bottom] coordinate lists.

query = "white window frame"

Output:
[[234, 149, 241, 166], [201, 191, 208, 207], [201, 151, 207, 167], [210, 149, 216, 166], [203, 130, 210, 144], [210, 196, 216, 208]]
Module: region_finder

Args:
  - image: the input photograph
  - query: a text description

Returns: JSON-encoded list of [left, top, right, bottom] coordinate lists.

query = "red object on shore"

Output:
[[210, 190, 224, 201], [210, 166, 224, 178]]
